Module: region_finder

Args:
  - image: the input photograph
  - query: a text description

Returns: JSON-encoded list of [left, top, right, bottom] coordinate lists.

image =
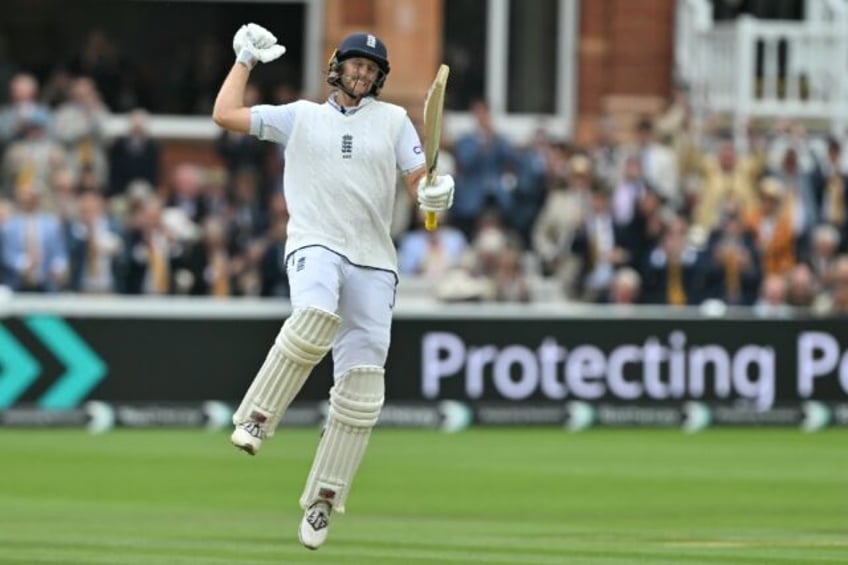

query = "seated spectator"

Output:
[[1, 107, 66, 200], [66, 189, 123, 293], [624, 185, 666, 273], [607, 267, 642, 305], [492, 239, 530, 303], [123, 195, 174, 295], [181, 216, 233, 297], [0, 73, 52, 145], [702, 206, 761, 305], [815, 137, 848, 246], [753, 273, 792, 318], [641, 215, 701, 306], [0, 182, 68, 292], [531, 152, 591, 286], [745, 177, 795, 276], [571, 182, 629, 301], [165, 163, 208, 225], [53, 77, 110, 191], [785, 262, 817, 308], [809, 223, 840, 286], [817, 255, 848, 316], [397, 212, 468, 279]]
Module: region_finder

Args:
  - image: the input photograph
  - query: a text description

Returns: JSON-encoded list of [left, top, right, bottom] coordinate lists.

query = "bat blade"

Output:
[[423, 64, 450, 231]]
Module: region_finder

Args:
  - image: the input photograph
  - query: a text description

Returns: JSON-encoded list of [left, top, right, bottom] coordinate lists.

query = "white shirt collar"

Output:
[[327, 91, 374, 115]]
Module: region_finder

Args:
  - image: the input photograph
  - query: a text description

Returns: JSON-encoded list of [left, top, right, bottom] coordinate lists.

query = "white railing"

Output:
[[676, 0, 848, 143]]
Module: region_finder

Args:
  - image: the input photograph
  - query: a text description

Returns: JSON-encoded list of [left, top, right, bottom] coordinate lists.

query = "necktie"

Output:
[[827, 174, 845, 226], [667, 259, 687, 306], [211, 251, 230, 297], [87, 226, 99, 278], [724, 244, 741, 301], [148, 239, 169, 294], [25, 216, 40, 286]]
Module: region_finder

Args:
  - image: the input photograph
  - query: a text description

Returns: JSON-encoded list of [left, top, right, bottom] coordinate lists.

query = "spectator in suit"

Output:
[[0, 73, 52, 145], [165, 163, 208, 225], [182, 215, 233, 297], [702, 206, 762, 305], [108, 109, 160, 196], [632, 116, 680, 208], [531, 151, 591, 284], [123, 195, 173, 295], [1, 107, 66, 200], [774, 147, 818, 253], [0, 182, 68, 292], [641, 215, 701, 305], [66, 189, 123, 293], [571, 182, 629, 301], [815, 137, 848, 248], [451, 99, 519, 238], [624, 185, 667, 275], [53, 77, 110, 191]]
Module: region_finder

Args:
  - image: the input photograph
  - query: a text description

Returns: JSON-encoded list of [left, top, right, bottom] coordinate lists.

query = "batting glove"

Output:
[[417, 174, 455, 212], [233, 23, 286, 70]]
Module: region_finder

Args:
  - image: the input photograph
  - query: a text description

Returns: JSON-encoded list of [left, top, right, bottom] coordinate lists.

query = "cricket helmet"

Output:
[[327, 32, 391, 97]]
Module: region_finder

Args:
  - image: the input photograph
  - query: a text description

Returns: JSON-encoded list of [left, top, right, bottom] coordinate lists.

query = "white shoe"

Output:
[[230, 422, 268, 455], [298, 501, 331, 550]]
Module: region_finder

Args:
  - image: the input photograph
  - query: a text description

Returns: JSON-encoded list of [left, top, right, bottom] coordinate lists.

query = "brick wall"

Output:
[[576, 0, 675, 143]]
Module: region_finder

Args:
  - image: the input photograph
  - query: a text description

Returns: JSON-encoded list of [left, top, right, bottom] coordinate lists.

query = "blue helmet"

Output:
[[327, 32, 391, 97]]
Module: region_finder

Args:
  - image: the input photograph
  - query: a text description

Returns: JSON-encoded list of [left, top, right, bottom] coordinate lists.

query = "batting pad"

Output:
[[232, 306, 341, 434], [299, 366, 385, 513]]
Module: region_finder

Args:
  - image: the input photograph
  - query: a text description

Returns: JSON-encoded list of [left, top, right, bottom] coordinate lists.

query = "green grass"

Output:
[[0, 428, 846, 564]]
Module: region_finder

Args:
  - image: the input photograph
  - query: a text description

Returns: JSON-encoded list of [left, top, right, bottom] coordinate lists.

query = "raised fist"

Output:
[[233, 23, 286, 70]]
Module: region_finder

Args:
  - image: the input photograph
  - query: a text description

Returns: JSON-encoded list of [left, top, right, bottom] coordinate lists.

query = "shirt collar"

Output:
[[327, 91, 374, 115]]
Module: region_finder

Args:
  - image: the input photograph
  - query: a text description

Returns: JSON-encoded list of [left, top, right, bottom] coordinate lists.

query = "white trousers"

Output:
[[287, 246, 396, 377]]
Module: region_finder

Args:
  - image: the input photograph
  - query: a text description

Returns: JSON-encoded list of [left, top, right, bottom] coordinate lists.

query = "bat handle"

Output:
[[424, 211, 438, 231]]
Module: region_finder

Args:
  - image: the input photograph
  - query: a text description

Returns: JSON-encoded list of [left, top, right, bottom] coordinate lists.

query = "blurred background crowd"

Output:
[[1, 25, 848, 318]]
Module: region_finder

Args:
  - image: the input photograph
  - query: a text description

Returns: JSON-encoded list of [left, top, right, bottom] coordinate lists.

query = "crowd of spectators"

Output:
[[1, 68, 847, 317]]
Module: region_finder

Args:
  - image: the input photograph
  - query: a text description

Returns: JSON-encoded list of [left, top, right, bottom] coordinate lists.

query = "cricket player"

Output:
[[212, 23, 454, 550]]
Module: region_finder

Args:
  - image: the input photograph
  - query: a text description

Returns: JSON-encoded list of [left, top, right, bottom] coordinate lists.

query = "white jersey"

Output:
[[250, 97, 424, 274]]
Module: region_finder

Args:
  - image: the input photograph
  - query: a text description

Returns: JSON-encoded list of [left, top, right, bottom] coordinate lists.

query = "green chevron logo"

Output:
[[0, 316, 107, 410]]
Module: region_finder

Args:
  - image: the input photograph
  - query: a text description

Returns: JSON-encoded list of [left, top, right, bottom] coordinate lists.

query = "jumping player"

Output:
[[212, 23, 455, 550]]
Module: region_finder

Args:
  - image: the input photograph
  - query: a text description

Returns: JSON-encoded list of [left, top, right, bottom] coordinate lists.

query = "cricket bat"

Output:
[[423, 64, 450, 231]]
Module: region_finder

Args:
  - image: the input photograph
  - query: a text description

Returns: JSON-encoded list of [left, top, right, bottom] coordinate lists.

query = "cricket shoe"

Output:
[[298, 501, 332, 550], [230, 421, 268, 455]]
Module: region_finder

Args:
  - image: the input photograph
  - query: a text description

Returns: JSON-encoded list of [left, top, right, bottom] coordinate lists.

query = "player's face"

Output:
[[341, 57, 380, 96]]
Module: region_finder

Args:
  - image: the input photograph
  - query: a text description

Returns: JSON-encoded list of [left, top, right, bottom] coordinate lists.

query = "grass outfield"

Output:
[[0, 429, 846, 564]]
